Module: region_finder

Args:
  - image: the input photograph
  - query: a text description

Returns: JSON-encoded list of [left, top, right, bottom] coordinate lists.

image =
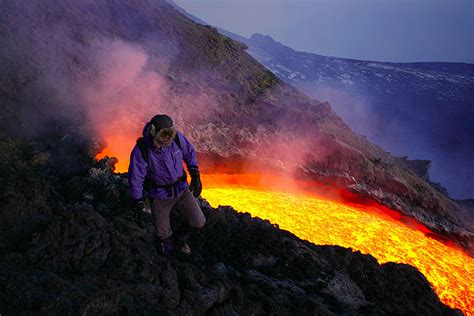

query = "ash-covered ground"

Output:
[[0, 136, 460, 315]]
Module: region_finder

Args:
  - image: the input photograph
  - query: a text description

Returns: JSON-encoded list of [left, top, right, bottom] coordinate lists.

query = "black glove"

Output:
[[133, 198, 145, 212], [188, 167, 202, 198], [132, 198, 148, 228]]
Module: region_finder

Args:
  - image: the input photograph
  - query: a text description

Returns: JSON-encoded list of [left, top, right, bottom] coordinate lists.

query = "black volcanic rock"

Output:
[[0, 137, 460, 315]]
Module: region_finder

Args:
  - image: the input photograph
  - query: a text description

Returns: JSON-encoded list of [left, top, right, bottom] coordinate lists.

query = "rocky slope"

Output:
[[0, 0, 472, 252], [0, 137, 460, 315]]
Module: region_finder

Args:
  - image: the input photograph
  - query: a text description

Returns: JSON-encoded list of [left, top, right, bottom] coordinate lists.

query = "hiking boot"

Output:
[[176, 241, 192, 256], [175, 223, 201, 243]]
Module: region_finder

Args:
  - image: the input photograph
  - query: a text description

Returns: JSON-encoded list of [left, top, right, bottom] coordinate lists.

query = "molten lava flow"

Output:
[[96, 137, 134, 173], [202, 174, 474, 315]]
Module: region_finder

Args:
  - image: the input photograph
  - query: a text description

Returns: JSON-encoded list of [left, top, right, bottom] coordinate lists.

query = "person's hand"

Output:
[[133, 198, 145, 213], [132, 198, 150, 228], [188, 168, 202, 198]]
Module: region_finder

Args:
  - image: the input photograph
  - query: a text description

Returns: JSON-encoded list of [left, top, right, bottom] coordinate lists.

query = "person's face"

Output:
[[152, 127, 176, 148], [153, 135, 172, 148]]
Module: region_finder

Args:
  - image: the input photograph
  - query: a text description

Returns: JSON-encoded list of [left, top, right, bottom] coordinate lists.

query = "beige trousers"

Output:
[[151, 188, 206, 240]]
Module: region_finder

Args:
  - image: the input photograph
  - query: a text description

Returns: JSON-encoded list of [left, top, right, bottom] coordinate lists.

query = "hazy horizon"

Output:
[[174, 0, 474, 64]]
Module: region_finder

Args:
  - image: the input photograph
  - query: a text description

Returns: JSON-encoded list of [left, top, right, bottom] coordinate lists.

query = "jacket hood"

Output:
[[142, 122, 151, 137], [142, 122, 153, 146]]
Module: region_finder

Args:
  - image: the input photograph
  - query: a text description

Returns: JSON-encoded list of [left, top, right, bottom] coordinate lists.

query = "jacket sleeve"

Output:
[[177, 131, 199, 173], [128, 145, 148, 200]]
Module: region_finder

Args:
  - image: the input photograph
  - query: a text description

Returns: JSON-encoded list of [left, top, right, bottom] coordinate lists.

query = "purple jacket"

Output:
[[128, 123, 199, 200]]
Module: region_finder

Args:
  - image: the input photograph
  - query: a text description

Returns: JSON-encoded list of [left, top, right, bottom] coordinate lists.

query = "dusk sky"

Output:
[[174, 0, 474, 64]]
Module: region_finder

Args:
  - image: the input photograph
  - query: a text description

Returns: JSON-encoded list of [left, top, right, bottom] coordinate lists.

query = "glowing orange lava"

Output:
[[96, 140, 134, 173], [202, 173, 474, 315]]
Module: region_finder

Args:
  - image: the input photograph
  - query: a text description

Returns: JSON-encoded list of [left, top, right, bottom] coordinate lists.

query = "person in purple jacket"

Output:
[[128, 114, 206, 256]]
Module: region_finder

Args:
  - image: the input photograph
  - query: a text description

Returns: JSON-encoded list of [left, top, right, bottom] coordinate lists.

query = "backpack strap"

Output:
[[136, 137, 149, 163], [173, 133, 182, 151]]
